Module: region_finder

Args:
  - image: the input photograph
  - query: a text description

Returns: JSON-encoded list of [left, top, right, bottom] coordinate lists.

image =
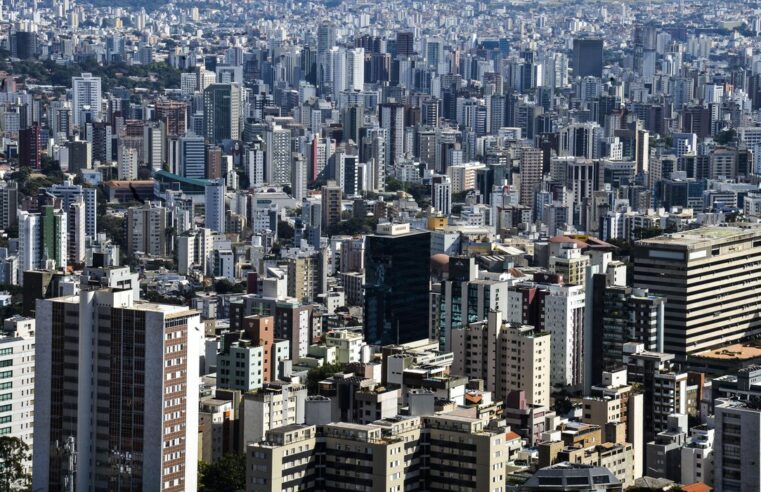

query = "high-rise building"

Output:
[[42, 179, 98, 238], [17, 206, 68, 282], [508, 275, 585, 387], [0, 181, 19, 230], [633, 227, 761, 357], [0, 316, 36, 472], [519, 147, 543, 211], [32, 288, 202, 491], [72, 73, 102, 127], [429, 256, 508, 351], [180, 132, 206, 179], [67, 197, 86, 265], [155, 99, 188, 137], [364, 223, 430, 345], [380, 103, 405, 165], [176, 227, 213, 275], [572, 38, 604, 78], [18, 124, 41, 168], [451, 311, 551, 406], [265, 124, 292, 184], [127, 202, 168, 257], [431, 174, 452, 215], [320, 181, 342, 232], [203, 83, 241, 143], [714, 399, 761, 491], [204, 179, 226, 233], [396, 31, 415, 57]]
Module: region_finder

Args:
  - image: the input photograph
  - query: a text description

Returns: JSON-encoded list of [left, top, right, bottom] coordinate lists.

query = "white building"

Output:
[[0, 316, 36, 472], [71, 73, 102, 127], [33, 288, 202, 491]]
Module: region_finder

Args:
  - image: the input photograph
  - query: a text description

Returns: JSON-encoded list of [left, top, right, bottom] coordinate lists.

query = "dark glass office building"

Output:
[[364, 226, 430, 346], [572, 38, 603, 78]]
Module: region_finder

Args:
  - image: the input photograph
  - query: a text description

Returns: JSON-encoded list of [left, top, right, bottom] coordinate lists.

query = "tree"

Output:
[[306, 362, 347, 393], [715, 128, 737, 145], [0, 436, 31, 492], [198, 453, 246, 492]]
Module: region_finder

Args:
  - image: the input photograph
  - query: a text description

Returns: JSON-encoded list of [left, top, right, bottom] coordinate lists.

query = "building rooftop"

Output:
[[638, 225, 761, 248], [693, 343, 761, 360]]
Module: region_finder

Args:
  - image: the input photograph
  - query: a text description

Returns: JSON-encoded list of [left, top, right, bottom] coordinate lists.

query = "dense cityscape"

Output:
[[2, 0, 761, 490]]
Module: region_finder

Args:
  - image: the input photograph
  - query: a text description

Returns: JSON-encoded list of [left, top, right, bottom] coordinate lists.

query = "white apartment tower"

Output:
[[32, 289, 202, 491]]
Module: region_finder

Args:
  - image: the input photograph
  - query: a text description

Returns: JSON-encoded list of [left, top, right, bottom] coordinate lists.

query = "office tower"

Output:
[[519, 147, 543, 210], [396, 31, 414, 57], [714, 399, 761, 491], [379, 102, 405, 165], [180, 132, 206, 179], [452, 311, 551, 406], [0, 181, 18, 230], [155, 99, 187, 137], [429, 256, 508, 351], [265, 124, 291, 184], [203, 83, 241, 143], [117, 145, 138, 180], [0, 316, 36, 472], [431, 174, 452, 215], [508, 276, 585, 388], [329, 47, 347, 94], [17, 206, 68, 281], [559, 123, 602, 158], [320, 181, 342, 232], [633, 227, 761, 357], [127, 202, 168, 257], [317, 23, 337, 54], [10, 30, 37, 59], [346, 47, 365, 91], [66, 140, 92, 174], [364, 223, 430, 345], [18, 124, 41, 168], [72, 73, 102, 126], [342, 105, 364, 145], [33, 288, 202, 491], [572, 38, 604, 78], [204, 179, 226, 234]]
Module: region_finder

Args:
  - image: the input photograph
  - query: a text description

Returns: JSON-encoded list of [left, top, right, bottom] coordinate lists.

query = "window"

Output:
[[0, 371, 11, 379], [0, 382, 10, 390], [0, 348, 11, 356]]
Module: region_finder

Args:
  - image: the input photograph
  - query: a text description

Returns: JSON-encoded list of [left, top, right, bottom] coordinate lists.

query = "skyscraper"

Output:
[[18, 124, 41, 168], [203, 83, 241, 143], [17, 206, 68, 283], [572, 38, 604, 78], [633, 227, 761, 358], [204, 178, 226, 233], [364, 223, 430, 345], [71, 73, 102, 127], [33, 288, 202, 491]]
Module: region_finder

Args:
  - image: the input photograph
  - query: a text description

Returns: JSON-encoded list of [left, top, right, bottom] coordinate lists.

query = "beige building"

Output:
[[245, 413, 510, 492], [247, 424, 318, 491], [634, 226, 761, 356], [127, 201, 168, 257], [451, 311, 551, 406]]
